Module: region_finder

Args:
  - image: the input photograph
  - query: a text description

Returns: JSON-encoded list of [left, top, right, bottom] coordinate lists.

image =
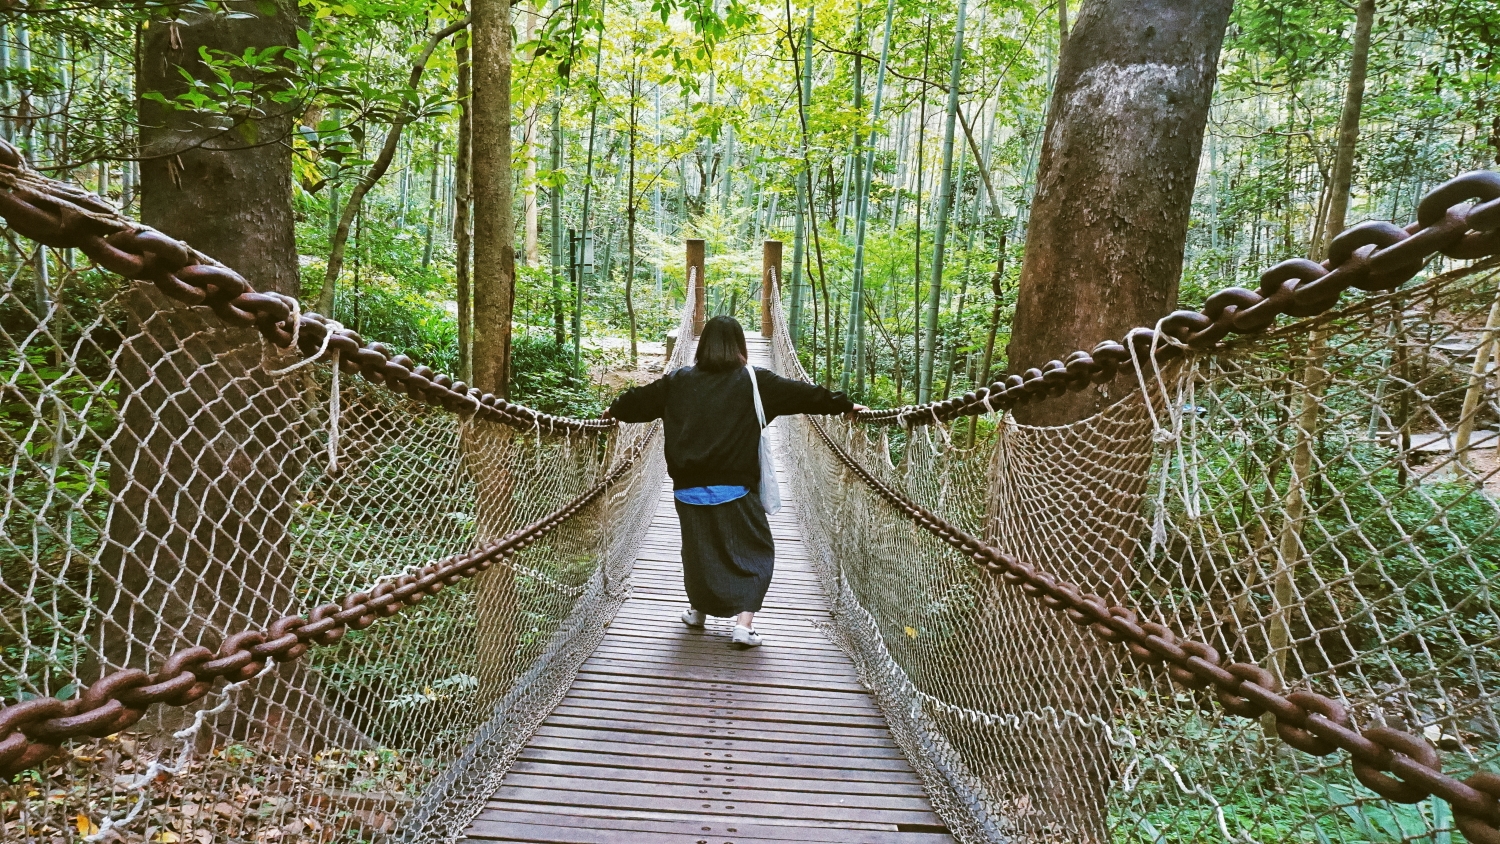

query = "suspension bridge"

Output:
[[2, 136, 1499, 843]]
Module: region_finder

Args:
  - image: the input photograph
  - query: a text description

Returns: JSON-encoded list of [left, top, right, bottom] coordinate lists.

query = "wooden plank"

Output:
[[464, 814, 954, 844], [527, 724, 911, 761], [558, 684, 886, 719], [511, 747, 925, 784], [475, 800, 908, 833], [521, 732, 918, 772], [485, 787, 945, 826], [574, 664, 868, 695], [495, 772, 935, 810], [504, 760, 932, 797], [581, 649, 862, 681], [550, 698, 892, 729], [539, 713, 900, 749], [552, 701, 894, 734], [600, 623, 849, 652]]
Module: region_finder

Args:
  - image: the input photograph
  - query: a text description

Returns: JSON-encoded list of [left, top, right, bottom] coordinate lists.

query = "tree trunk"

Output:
[[1268, 0, 1374, 695], [422, 142, 440, 267], [991, 1, 1233, 837], [573, 23, 605, 369], [1007, 0, 1233, 425], [455, 30, 474, 383], [119, 0, 368, 750], [551, 95, 565, 346], [790, 179, 806, 344], [522, 1, 540, 267], [841, 0, 894, 397], [912, 15, 931, 392], [470, 0, 518, 700], [626, 67, 640, 367], [917, 0, 968, 403], [1320, 0, 1374, 256], [139, 2, 298, 296], [471, 0, 515, 396]]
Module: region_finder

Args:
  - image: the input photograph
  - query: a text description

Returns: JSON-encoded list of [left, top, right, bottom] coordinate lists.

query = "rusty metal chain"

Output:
[[804, 416, 1500, 843], [0, 138, 611, 434], [0, 426, 657, 779], [859, 169, 1500, 427]]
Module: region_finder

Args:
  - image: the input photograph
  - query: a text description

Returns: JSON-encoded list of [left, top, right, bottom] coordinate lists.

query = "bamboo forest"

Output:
[[0, 0, 1487, 411], [2, 0, 1500, 842]]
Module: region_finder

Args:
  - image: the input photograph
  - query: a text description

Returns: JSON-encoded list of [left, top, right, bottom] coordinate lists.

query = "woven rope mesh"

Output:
[[769, 263, 1500, 843], [1, 246, 695, 841]]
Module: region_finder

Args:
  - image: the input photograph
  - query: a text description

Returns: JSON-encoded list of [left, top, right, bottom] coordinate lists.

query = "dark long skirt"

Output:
[[674, 494, 775, 617]]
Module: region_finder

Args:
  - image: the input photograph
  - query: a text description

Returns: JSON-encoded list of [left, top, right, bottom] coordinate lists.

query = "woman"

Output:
[[603, 316, 863, 647]]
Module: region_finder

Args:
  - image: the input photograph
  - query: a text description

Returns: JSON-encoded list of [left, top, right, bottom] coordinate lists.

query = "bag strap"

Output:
[[746, 364, 768, 430]]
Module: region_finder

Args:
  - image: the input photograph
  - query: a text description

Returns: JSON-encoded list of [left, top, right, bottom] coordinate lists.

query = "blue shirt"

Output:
[[674, 485, 749, 506]]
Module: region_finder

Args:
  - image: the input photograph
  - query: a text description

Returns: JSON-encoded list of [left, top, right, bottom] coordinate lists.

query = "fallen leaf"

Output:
[[904, 626, 918, 639], [193, 831, 212, 844], [151, 831, 180, 843], [75, 814, 98, 835]]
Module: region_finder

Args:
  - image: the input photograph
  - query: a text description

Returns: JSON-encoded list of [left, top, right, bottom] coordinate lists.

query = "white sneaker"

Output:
[[731, 625, 762, 648], [681, 608, 706, 628]]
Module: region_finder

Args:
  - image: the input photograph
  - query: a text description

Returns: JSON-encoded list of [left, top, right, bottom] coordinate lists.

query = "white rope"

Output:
[[328, 350, 341, 475], [260, 295, 304, 372], [1130, 319, 1198, 557], [269, 313, 342, 378]]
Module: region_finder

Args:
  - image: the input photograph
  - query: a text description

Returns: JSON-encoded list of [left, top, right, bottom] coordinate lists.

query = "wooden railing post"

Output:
[[761, 240, 782, 338], [687, 238, 706, 335]]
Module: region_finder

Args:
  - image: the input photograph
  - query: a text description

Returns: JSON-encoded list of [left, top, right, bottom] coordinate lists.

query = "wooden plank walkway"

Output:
[[461, 338, 953, 844]]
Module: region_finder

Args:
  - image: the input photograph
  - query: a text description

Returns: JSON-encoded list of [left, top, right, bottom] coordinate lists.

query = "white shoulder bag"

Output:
[[745, 365, 783, 515]]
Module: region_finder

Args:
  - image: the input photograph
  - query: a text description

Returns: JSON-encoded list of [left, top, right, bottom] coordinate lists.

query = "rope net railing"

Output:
[[0, 141, 695, 842], [769, 171, 1500, 843]]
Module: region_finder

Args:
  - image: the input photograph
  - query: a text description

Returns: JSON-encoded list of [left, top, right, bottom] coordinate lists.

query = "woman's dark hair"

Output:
[[695, 315, 748, 372]]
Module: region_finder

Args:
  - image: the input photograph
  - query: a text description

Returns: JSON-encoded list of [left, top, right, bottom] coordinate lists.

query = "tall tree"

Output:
[[624, 45, 642, 366], [317, 19, 468, 315], [840, 0, 896, 396], [1270, 0, 1377, 694], [1321, 0, 1375, 254], [550, 57, 565, 346], [113, 0, 364, 744], [992, 2, 1235, 838], [917, 0, 969, 403], [471, 0, 516, 396], [455, 27, 475, 382], [1008, 0, 1234, 425], [522, 0, 541, 267], [139, 1, 298, 296]]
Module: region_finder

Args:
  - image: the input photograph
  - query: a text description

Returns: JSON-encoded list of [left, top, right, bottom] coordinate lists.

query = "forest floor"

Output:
[[588, 336, 667, 392]]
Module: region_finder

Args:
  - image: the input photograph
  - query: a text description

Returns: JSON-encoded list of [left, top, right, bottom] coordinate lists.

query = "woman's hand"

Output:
[[600, 408, 613, 421], [846, 404, 868, 421]]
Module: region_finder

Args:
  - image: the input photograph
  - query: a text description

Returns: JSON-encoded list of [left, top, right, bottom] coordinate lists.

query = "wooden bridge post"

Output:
[[761, 240, 782, 338], [687, 238, 706, 334]]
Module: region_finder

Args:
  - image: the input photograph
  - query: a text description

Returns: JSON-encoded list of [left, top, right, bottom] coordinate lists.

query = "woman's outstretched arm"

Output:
[[605, 374, 670, 422], [756, 368, 859, 419]]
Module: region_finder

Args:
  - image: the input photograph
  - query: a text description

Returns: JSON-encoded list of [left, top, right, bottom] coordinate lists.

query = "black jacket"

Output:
[[608, 365, 854, 491]]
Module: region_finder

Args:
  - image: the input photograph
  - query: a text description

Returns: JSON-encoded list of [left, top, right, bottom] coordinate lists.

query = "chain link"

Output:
[[804, 415, 1500, 843], [862, 169, 1500, 427], [0, 426, 658, 778], [0, 138, 610, 434]]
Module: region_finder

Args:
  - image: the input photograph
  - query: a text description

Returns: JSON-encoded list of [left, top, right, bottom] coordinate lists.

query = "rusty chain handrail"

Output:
[[0, 426, 657, 779], [857, 169, 1500, 427], [0, 138, 611, 434], [804, 415, 1500, 843]]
